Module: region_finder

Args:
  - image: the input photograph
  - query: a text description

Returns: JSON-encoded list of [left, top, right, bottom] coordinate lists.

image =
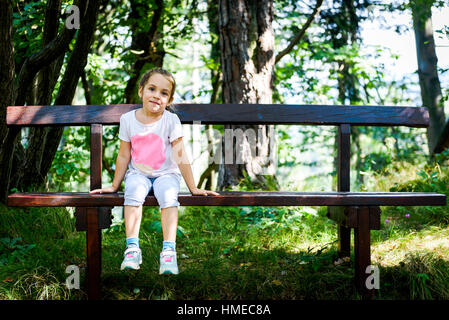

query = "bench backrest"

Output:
[[6, 104, 430, 193], [7, 104, 429, 127]]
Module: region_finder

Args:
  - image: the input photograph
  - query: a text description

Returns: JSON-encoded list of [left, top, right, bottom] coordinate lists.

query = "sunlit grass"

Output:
[[0, 153, 448, 300]]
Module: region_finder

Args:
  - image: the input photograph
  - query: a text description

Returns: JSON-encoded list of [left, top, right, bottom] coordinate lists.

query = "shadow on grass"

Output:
[[100, 245, 357, 300], [1, 205, 449, 300]]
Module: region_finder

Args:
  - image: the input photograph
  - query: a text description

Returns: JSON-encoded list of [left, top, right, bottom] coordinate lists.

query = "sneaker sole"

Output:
[[160, 271, 178, 275], [159, 268, 179, 275], [121, 258, 142, 271], [121, 265, 140, 270]]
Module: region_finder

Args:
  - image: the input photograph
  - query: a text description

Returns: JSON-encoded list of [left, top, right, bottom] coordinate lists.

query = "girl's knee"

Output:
[[124, 204, 143, 213], [153, 175, 180, 208], [124, 176, 152, 206], [161, 206, 178, 212]]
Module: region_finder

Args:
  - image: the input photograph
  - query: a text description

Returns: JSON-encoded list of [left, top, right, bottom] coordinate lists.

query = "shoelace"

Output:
[[125, 248, 139, 259], [162, 252, 174, 263]]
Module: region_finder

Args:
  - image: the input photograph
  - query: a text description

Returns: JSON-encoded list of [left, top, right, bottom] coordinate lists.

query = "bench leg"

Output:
[[338, 225, 351, 258], [86, 208, 102, 300], [75, 207, 112, 300], [353, 206, 375, 300], [326, 207, 351, 258]]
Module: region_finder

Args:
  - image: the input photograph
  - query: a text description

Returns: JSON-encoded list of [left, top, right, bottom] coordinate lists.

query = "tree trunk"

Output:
[[217, 0, 278, 190], [0, 0, 87, 199], [13, 0, 64, 190], [0, 0, 17, 202], [124, 0, 165, 104], [10, 0, 101, 192], [411, 0, 446, 155], [324, 0, 364, 190], [197, 0, 222, 190]]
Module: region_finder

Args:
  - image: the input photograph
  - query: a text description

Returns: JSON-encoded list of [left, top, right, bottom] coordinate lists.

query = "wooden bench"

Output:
[[6, 104, 447, 300]]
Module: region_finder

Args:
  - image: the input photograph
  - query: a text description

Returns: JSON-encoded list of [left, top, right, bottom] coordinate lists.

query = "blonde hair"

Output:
[[139, 68, 176, 110]]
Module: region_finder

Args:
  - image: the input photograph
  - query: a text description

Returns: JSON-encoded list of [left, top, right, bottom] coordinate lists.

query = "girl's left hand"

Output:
[[190, 188, 219, 196]]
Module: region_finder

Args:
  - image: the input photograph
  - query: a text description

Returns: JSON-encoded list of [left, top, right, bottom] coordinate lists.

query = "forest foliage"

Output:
[[1, 0, 449, 301], [4, 0, 448, 193]]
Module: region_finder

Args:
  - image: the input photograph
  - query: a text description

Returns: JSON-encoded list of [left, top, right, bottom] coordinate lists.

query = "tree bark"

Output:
[[14, 0, 84, 107], [411, 0, 446, 155], [0, 0, 17, 202], [41, 0, 102, 181], [196, 0, 222, 190], [124, 0, 165, 104], [13, 0, 64, 190], [10, 0, 101, 192], [0, 0, 86, 198], [217, 0, 278, 190], [216, 0, 322, 190]]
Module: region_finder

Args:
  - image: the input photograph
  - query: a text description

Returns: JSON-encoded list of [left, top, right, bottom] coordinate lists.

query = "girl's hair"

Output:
[[139, 68, 176, 110]]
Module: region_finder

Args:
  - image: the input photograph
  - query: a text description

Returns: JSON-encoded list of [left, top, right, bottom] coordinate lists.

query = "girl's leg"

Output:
[[153, 174, 181, 244], [160, 206, 178, 242], [153, 174, 180, 274], [121, 205, 144, 270], [124, 205, 143, 239], [123, 171, 152, 242], [159, 206, 179, 274], [121, 172, 151, 270]]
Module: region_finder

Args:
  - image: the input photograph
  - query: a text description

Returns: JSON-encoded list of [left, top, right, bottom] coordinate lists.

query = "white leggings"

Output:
[[124, 170, 181, 208]]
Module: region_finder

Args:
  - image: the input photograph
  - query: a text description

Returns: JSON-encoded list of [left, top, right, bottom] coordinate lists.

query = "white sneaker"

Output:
[[159, 249, 179, 275], [120, 247, 142, 270]]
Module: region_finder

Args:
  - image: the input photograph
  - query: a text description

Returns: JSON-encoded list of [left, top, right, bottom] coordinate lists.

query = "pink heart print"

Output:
[[131, 132, 166, 174]]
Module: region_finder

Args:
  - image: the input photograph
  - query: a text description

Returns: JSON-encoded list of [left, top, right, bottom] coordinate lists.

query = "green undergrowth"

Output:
[[0, 153, 448, 300]]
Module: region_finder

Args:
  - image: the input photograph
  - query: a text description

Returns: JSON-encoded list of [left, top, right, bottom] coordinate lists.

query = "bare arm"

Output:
[[90, 140, 131, 194], [172, 137, 219, 196]]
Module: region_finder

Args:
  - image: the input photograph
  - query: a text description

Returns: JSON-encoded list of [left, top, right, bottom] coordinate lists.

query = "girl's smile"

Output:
[[139, 73, 174, 116]]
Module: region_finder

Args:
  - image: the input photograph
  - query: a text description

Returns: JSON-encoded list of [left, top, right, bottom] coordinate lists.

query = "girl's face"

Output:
[[138, 73, 174, 115]]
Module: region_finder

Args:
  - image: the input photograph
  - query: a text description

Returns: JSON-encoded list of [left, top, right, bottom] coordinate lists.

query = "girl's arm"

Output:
[[90, 140, 131, 194], [172, 137, 219, 196]]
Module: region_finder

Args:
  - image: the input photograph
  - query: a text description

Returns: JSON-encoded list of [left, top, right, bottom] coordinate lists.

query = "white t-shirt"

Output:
[[118, 109, 183, 177]]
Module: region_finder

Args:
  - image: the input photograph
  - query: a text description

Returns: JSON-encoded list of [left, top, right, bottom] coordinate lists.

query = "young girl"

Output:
[[90, 68, 218, 274]]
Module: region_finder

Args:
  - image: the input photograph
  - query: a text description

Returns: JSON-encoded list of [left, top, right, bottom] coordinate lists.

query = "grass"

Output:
[[0, 154, 448, 300]]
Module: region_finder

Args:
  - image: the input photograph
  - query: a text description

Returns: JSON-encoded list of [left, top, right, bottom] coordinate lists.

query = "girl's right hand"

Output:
[[89, 186, 117, 194]]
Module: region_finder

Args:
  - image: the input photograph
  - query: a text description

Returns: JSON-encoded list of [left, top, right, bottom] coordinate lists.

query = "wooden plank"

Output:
[[369, 207, 381, 230], [338, 124, 351, 191], [338, 225, 351, 258], [7, 191, 447, 207], [327, 206, 347, 224], [6, 104, 430, 127], [354, 207, 375, 299], [74, 207, 88, 231], [337, 124, 351, 258], [87, 124, 103, 302], [86, 207, 101, 300], [75, 207, 113, 231], [344, 206, 381, 230], [347, 207, 358, 228], [90, 124, 102, 190]]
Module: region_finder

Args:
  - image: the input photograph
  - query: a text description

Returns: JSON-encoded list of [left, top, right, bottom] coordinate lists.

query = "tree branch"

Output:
[[15, 0, 85, 106], [53, 0, 100, 105], [124, 0, 165, 103], [275, 0, 323, 65]]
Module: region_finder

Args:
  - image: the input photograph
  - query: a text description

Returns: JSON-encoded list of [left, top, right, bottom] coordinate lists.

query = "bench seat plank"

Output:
[[8, 191, 446, 207]]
